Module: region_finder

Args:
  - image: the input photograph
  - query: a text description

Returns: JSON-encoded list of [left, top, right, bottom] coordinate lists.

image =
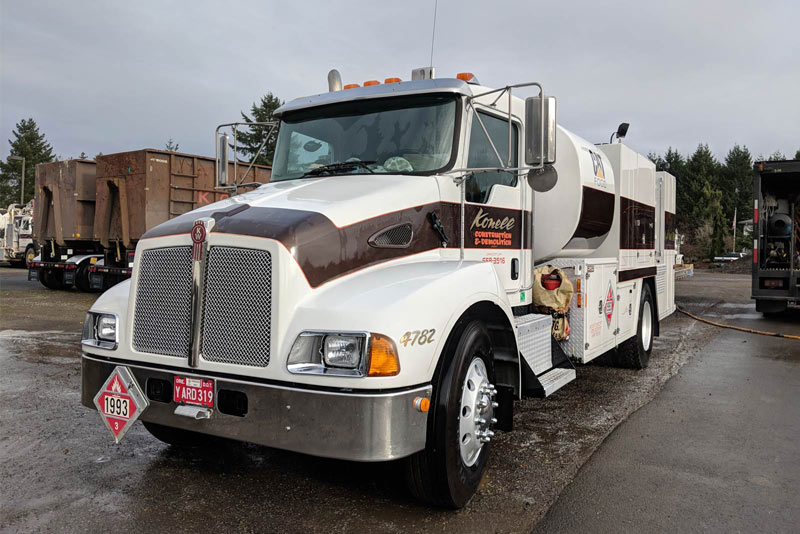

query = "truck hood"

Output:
[[141, 174, 450, 287]]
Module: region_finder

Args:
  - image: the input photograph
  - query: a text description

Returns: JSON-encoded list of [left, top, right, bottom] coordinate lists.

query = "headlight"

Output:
[[323, 335, 362, 368], [97, 315, 117, 341], [287, 331, 399, 377], [82, 312, 118, 350]]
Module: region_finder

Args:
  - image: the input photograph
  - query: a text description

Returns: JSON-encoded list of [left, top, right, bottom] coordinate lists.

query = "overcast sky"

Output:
[[2, 0, 798, 163]]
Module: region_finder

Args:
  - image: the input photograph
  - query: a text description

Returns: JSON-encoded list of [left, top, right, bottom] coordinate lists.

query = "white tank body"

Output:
[[533, 126, 616, 262]]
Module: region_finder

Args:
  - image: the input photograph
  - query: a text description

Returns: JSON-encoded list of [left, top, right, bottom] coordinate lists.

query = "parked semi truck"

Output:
[[28, 159, 101, 290], [81, 69, 677, 507], [1, 201, 35, 265], [752, 159, 799, 313], [88, 149, 271, 290]]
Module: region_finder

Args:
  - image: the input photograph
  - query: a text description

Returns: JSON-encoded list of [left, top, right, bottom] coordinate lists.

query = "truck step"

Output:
[[535, 367, 576, 397]]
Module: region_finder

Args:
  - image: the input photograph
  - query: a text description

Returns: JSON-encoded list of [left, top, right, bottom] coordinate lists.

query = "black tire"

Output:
[[755, 299, 787, 314], [24, 245, 36, 266], [142, 421, 214, 448], [404, 320, 495, 508], [40, 268, 65, 290], [75, 262, 94, 292], [615, 283, 655, 369]]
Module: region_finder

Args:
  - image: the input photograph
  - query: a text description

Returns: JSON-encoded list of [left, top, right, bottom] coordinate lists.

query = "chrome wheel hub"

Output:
[[458, 357, 497, 467], [641, 300, 652, 351]]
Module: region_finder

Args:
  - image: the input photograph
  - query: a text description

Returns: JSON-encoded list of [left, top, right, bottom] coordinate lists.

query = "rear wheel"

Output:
[[615, 283, 655, 369], [40, 268, 65, 290], [404, 320, 497, 508], [75, 262, 94, 292], [142, 422, 215, 448]]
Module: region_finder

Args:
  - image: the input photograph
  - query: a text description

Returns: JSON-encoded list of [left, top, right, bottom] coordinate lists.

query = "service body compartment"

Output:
[[546, 258, 618, 363]]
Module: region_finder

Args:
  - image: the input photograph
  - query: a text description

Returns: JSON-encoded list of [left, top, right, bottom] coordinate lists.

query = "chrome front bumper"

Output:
[[81, 354, 431, 461]]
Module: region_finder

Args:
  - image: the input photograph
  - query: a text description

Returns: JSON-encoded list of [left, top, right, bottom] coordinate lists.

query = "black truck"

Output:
[[752, 159, 799, 313]]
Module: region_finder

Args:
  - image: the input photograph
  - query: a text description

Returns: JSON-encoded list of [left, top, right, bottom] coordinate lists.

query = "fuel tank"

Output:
[[533, 126, 616, 262]]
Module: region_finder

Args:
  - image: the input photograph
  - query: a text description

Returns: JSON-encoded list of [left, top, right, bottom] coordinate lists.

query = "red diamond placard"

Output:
[[93, 366, 149, 443], [604, 281, 615, 326]]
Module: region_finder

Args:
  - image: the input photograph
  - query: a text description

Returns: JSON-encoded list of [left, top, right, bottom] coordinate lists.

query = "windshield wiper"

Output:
[[301, 160, 376, 177]]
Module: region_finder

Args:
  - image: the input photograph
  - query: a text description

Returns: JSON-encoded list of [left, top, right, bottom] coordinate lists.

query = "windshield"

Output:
[[271, 94, 458, 181]]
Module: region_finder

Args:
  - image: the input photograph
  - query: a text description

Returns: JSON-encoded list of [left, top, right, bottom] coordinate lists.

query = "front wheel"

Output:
[[404, 320, 497, 508], [616, 283, 655, 369], [25, 245, 36, 266]]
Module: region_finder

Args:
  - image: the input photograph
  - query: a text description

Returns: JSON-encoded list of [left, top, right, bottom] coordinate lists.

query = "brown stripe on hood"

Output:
[[143, 201, 530, 287]]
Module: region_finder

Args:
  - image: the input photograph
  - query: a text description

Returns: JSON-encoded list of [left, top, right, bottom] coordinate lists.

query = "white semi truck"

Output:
[[81, 69, 677, 507], [1, 202, 36, 265]]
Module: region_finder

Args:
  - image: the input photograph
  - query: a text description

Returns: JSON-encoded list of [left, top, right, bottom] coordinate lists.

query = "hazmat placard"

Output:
[[93, 366, 149, 443]]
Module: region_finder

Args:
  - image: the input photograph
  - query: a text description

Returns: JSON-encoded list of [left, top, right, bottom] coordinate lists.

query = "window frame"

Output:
[[465, 106, 523, 203]]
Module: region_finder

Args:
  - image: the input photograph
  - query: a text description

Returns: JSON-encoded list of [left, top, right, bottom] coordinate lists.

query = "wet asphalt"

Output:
[[0, 266, 794, 533], [534, 272, 800, 533]]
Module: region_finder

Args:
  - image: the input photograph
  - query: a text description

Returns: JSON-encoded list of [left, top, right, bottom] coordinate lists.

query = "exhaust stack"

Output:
[[328, 69, 343, 92]]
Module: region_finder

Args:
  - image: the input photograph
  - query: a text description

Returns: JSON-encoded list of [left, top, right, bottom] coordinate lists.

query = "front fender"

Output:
[[289, 260, 517, 389]]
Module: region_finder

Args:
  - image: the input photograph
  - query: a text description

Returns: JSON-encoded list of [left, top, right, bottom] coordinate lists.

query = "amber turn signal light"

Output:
[[384, 77, 402, 84], [343, 83, 360, 90], [456, 72, 475, 81], [367, 334, 400, 376], [363, 80, 380, 86]]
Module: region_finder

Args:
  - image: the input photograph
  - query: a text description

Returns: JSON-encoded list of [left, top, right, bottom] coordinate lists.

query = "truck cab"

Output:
[[81, 70, 673, 507]]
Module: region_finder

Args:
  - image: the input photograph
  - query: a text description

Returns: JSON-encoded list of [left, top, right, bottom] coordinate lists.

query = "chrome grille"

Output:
[[201, 246, 272, 367], [132, 246, 193, 357]]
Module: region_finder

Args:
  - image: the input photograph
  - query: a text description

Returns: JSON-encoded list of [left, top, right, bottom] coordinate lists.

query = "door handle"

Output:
[[598, 300, 603, 314]]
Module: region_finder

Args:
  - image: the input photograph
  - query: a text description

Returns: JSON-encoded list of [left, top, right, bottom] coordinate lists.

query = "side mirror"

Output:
[[527, 166, 558, 193], [525, 95, 557, 166], [217, 132, 229, 186]]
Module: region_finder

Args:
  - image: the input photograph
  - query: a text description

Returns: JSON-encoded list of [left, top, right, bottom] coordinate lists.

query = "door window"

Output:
[[466, 111, 519, 203]]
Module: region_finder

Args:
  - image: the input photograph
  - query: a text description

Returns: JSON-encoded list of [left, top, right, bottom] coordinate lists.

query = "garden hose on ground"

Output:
[[677, 306, 800, 341]]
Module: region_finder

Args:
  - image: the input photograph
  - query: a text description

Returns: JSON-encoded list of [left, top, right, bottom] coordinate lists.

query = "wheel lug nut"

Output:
[[491, 401, 499, 408], [490, 417, 497, 425]]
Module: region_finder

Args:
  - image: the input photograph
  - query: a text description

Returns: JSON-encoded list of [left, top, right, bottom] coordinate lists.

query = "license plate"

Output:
[[173, 375, 215, 408]]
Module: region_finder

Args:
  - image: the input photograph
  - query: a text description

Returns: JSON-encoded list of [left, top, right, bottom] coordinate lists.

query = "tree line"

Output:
[[648, 145, 800, 260]]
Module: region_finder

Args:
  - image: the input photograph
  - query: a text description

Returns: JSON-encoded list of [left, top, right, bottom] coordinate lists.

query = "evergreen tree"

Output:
[[721, 145, 752, 225], [702, 182, 726, 257], [237, 93, 283, 166], [0, 118, 54, 206], [795, 148, 800, 160], [165, 138, 180, 152], [79, 152, 88, 159], [768, 150, 785, 161], [663, 148, 690, 230], [685, 144, 720, 233]]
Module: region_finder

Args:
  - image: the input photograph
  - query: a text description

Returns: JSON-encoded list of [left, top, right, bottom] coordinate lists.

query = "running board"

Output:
[[535, 367, 576, 397]]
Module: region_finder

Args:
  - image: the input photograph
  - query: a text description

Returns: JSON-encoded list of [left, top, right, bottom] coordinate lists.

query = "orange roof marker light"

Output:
[[363, 80, 380, 86], [456, 72, 480, 84], [384, 77, 402, 84], [343, 83, 360, 90]]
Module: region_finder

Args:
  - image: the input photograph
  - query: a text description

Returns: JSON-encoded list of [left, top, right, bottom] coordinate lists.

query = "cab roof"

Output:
[[273, 78, 474, 118]]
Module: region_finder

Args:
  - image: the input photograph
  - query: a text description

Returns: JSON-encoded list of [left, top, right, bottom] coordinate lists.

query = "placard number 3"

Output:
[[399, 329, 436, 347]]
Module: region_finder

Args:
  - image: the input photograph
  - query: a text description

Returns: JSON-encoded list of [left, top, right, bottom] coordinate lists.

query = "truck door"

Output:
[[463, 108, 525, 293]]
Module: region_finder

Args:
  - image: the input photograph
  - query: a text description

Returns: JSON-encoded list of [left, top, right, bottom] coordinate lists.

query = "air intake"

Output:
[[369, 223, 413, 248]]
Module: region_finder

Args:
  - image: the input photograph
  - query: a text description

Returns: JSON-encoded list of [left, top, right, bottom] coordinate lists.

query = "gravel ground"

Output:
[[0, 267, 719, 533]]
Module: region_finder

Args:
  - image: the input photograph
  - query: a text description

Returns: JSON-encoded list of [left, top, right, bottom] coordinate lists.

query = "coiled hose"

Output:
[[677, 306, 800, 341]]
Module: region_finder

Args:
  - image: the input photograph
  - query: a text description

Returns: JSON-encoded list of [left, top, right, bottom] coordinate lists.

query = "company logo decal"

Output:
[[470, 208, 515, 247], [584, 148, 608, 189], [191, 220, 207, 260]]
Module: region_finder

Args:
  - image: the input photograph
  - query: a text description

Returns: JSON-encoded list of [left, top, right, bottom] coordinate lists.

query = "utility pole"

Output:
[[8, 156, 26, 204], [733, 187, 739, 253]]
